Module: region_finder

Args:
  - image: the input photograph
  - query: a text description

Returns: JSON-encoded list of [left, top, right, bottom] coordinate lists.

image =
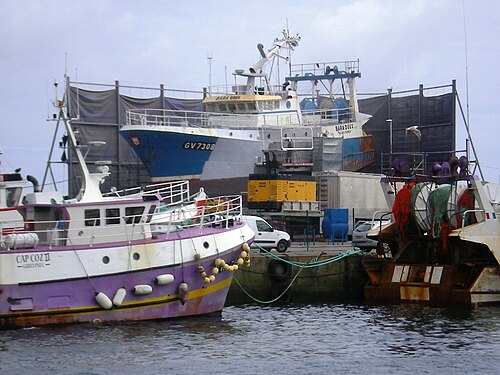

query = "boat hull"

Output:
[[0, 224, 254, 329], [362, 259, 500, 307], [121, 127, 262, 182], [121, 125, 375, 186]]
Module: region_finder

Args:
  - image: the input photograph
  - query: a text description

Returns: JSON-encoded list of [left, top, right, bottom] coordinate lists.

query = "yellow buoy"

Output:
[[242, 243, 250, 252], [236, 258, 244, 266], [209, 275, 216, 282], [212, 267, 219, 275], [240, 251, 248, 259]]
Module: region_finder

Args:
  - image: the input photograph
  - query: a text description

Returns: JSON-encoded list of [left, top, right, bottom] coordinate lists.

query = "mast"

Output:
[[239, 30, 300, 95]]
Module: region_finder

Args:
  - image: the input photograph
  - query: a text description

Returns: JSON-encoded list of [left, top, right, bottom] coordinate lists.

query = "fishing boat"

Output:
[[362, 156, 500, 306], [119, 31, 375, 193], [0, 103, 255, 329]]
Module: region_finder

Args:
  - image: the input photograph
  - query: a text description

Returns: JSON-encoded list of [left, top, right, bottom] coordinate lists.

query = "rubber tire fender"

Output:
[[270, 282, 293, 303], [267, 257, 292, 282]]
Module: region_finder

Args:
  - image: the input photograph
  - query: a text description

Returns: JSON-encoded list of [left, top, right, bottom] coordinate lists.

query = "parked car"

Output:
[[352, 220, 390, 251], [242, 215, 291, 252]]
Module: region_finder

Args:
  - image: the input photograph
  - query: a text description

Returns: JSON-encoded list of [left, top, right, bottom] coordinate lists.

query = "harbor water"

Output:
[[1, 304, 499, 374]]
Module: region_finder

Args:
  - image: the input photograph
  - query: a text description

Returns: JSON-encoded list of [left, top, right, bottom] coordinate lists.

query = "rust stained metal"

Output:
[[400, 286, 430, 301]]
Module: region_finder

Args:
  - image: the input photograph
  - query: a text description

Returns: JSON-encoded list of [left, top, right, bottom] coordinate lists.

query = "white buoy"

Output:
[[133, 284, 153, 295], [112, 287, 127, 307], [155, 274, 175, 285], [95, 292, 113, 310]]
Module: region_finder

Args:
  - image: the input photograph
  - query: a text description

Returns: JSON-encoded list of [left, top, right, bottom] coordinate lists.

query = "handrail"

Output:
[[290, 60, 360, 77], [0, 194, 243, 250], [103, 180, 191, 207], [125, 107, 355, 130], [462, 209, 485, 228]]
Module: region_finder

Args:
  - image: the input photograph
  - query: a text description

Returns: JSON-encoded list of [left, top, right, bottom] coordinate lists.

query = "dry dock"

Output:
[[226, 241, 369, 305]]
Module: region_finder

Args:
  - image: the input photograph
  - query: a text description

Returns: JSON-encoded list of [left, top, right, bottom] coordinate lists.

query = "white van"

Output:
[[242, 215, 291, 252]]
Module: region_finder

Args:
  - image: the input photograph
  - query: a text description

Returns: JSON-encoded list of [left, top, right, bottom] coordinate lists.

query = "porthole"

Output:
[[133, 252, 140, 261], [267, 133, 271, 139], [102, 256, 110, 264], [203, 241, 210, 249]]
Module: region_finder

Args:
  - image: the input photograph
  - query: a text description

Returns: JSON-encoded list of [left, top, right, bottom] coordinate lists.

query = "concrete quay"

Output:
[[226, 241, 369, 305]]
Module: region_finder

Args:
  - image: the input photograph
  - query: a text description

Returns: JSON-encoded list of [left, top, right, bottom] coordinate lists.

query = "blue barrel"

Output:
[[323, 208, 348, 239], [300, 98, 318, 112], [331, 208, 348, 223], [332, 98, 349, 121], [331, 223, 348, 242], [322, 214, 332, 238]]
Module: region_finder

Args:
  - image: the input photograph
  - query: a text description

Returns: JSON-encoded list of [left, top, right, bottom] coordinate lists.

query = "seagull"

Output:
[[405, 125, 421, 141]]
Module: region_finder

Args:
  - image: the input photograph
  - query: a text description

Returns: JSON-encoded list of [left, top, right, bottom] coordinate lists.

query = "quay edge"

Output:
[[226, 242, 368, 305]]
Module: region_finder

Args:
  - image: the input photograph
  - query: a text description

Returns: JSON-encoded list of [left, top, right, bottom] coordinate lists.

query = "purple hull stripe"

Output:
[[0, 245, 243, 329]]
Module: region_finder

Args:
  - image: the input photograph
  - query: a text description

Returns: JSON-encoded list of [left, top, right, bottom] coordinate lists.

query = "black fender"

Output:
[[267, 257, 292, 282]]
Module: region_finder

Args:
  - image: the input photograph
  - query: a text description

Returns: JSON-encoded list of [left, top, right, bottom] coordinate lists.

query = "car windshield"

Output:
[[354, 223, 372, 232]]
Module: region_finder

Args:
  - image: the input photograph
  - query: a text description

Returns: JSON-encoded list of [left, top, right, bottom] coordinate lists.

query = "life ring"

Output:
[[267, 258, 292, 282], [270, 282, 293, 303]]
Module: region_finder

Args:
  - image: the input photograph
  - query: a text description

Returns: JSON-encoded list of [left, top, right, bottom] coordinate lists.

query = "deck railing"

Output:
[[125, 107, 353, 130], [0, 195, 243, 250]]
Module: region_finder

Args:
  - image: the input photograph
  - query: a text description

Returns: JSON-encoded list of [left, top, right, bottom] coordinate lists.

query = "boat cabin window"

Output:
[[206, 102, 256, 113], [125, 206, 145, 224], [84, 209, 101, 226], [258, 101, 279, 111], [217, 104, 228, 112], [106, 208, 121, 225], [6, 187, 23, 207], [146, 205, 156, 223]]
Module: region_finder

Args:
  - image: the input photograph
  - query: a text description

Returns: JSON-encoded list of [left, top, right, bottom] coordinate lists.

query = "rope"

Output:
[[232, 246, 361, 304], [256, 245, 361, 268]]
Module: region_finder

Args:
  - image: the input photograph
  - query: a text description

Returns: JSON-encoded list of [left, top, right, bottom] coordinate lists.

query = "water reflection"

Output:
[[0, 304, 498, 374]]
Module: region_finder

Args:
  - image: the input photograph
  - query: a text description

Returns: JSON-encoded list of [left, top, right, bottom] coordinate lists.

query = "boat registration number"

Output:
[[183, 142, 216, 151]]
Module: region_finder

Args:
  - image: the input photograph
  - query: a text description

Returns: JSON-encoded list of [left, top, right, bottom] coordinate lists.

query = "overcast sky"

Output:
[[1, 0, 499, 185]]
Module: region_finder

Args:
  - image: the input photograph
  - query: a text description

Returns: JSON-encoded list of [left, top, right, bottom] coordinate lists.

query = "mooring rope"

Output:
[[232, 246, 361, 304], [257, 246, 361, 268]]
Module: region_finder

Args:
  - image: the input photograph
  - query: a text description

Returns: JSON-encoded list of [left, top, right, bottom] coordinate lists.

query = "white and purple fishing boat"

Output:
[[0, 103, 255, 329], [120, 31, 374, 193]]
